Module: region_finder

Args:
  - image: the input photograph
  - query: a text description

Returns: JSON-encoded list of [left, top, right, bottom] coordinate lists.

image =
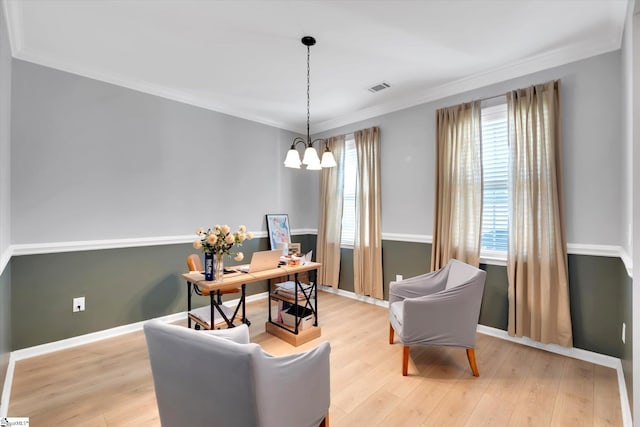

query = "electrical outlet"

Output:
[[73, 297, 85, 313], [622, 322, 626, 344], [396, 274, 403, 282]]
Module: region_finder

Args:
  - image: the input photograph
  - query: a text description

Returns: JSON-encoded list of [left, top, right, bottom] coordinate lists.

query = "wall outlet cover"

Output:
[[73, 296, 85, 313]]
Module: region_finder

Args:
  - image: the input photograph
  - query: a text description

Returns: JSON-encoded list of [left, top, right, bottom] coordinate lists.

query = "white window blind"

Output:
[[340, 136, 357, 247], [480, 102, 509, 254]]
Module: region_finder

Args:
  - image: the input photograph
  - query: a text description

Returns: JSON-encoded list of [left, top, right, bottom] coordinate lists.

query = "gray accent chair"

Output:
[[144, 320, 331, 427], [388, 259, 487, 376]]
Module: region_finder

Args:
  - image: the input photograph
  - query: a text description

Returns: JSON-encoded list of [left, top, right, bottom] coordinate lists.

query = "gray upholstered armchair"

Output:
[[144, 321, 330, 427], [388, 259, 487, 377]]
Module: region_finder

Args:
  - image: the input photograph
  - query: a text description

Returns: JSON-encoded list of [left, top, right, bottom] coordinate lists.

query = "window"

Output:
[[480, 101, 509, 255], [340, 135, 357, 247]]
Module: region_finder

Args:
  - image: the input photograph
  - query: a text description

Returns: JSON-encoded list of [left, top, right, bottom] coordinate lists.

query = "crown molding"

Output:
[[12, 47, 304, 134], [2, 0, 22, 56], [313, 38, 620, 133], [4, 0, 620, 137]]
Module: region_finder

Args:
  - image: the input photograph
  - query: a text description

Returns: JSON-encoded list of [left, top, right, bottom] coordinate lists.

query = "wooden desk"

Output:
[[181, 262, 321, 346]]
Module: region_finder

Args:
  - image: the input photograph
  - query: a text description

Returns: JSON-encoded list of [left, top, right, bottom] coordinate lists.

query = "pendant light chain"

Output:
[[306, 43, 311, 144]]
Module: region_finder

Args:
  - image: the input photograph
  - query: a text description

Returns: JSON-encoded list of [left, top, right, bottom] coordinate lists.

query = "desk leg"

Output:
[[242, 284, 247, 324], [210, 292, 215, 330], [187, 281, 192, 329], [294, 273, 299, 334], [314, 269, 318, 326], [267, 281, 273, 323]]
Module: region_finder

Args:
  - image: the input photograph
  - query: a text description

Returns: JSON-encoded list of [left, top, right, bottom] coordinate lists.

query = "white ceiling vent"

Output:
[[368, 82, 391, 93]]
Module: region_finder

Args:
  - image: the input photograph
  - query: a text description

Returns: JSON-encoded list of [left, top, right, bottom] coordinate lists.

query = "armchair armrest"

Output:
[[389, 267, 449, 305], [253, 341, 331, 427], [401, 281, 485, 348]]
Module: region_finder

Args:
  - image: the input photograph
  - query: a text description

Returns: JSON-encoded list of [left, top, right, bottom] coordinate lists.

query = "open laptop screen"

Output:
[[237, 249, 282, 273]]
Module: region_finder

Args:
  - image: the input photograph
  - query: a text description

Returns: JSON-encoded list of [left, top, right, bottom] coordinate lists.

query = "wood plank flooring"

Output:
[[8, 291, 622, 426]]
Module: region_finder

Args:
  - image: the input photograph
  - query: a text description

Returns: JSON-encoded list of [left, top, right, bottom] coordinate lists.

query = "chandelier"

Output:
[[283, 36, 336, 170]]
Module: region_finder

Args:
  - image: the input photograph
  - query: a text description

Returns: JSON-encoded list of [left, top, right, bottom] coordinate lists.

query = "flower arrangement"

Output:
[[194, 224, 253, 262]]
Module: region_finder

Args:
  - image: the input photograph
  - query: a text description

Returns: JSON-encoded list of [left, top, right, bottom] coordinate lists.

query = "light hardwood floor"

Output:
[[9, 291, 622, 426]]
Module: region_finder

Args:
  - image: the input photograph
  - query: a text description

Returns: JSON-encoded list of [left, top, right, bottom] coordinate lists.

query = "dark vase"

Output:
[[204, 252, 214, 281]]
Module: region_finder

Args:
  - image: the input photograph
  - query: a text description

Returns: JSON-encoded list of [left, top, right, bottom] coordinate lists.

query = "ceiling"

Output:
[[2, 0, 630, 133]]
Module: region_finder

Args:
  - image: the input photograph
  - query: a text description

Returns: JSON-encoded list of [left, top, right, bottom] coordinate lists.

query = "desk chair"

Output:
[[144, 321, 330, 427], [388, 259, 486, 377], [187, 254, 242, 305]]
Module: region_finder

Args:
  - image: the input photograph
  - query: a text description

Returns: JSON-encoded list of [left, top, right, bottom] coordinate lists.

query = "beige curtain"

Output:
[[431, 101, 483, 271], [353, 127, 383, 298], [507, 80, 572, 347], [316, 135, 345, 288]]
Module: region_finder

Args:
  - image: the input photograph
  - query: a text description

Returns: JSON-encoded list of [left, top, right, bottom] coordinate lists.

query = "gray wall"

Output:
[[340, 241, 630, 361], [632, 10, 640, 421], [0, 2, 12, 409], [0, 263, 10, 411], [316, 51, 623, 247], [620, 10, 634, 414], [319, 50, 632, 406], [10, 60, 318, 244], [10, 235, 316, 350], [0, 0, 10, 256], [622, 0, 634, 255]]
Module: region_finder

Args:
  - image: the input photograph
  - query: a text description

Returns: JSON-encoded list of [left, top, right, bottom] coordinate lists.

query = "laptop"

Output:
[[236, 249, 283, 273]]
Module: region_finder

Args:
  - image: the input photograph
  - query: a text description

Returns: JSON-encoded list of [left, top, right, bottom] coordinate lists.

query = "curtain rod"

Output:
[[477, 93, 507, 103]]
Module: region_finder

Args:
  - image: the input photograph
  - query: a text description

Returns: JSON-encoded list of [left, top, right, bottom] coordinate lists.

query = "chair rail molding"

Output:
[[4, 233, 633, 278], [0, 246, 12, 276]]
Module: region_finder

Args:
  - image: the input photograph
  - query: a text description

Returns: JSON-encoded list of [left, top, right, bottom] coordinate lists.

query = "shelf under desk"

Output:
[[181, 262, 322, 345]]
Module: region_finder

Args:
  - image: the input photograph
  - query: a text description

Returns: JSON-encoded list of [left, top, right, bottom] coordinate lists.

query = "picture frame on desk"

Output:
[[266, 214, 291, 250], [288, 243, 301, 256]]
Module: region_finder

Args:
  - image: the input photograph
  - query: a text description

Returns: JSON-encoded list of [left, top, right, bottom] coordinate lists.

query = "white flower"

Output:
[[237, 233, 246, 242], [214, 224, 221, 231], [239, 225, 246, 232], [221, 224, 231, 234], [225, 234, 235, 244], [193, 240, 202, 249], [207, 234, 217, 245], [196, 227, 204, 236], [246, 232, 254, 240], [234, 252, 244, 262]]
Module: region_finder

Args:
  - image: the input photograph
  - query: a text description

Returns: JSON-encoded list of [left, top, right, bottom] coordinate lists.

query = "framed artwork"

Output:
[[288, 243, 301, 256], [266, 214, 291, 250]]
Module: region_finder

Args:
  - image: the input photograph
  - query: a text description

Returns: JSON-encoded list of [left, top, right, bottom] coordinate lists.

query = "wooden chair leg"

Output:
[[389, 323, 394, 344], [319, 412, 329, 427], [402, 346, 410, 376], [466, 348, 479, 377]]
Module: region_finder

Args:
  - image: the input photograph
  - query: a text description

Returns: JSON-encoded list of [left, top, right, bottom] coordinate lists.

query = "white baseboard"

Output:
[[1, 287, 632, 426], [318, 286, 632, 426], [0, 291, 268, 417], [477, 325, 632, 427], [0, 353, 14, 418], [318, 284, 389, 308]]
